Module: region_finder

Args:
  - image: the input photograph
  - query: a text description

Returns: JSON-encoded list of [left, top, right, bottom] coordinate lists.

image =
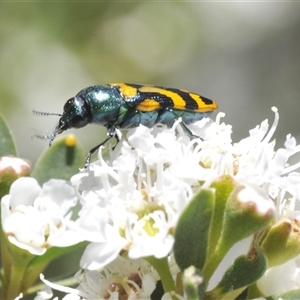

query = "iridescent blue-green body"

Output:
[[35, 83, 218, 167]]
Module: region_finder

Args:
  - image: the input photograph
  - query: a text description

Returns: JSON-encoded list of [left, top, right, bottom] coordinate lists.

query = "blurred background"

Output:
[[1, 3, 300, 298], [1, 2, 300, 165]]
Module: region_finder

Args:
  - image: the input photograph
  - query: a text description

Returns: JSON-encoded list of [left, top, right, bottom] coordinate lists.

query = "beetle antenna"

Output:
[[31, 126, 58, 147], [33, 110, 62, 117], [31, 132, 54, 141], [48, 127, 58, 146]]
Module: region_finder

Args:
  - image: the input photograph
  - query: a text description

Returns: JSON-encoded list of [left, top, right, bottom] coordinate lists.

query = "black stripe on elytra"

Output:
[[165, 88, 199, 110], [121, 83, 175, 108], [123, 83, 144, 89], [200, 95, 214, 105], [167, 87, 214, 107], [137, 92, 175, 108]]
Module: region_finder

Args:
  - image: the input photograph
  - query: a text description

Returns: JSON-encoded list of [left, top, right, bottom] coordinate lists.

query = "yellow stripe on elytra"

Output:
[[112, 83, 138, 98], [189, 93, 218, 112], [138, 86, 186, 108], [136, 99, 161, 112]]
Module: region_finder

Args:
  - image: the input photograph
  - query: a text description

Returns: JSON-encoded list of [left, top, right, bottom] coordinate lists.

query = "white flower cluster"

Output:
[[2, 108, 300, 299], [64, 108, 300, 298], [189, 108, 300, 213], [71, 121, 213, 269]]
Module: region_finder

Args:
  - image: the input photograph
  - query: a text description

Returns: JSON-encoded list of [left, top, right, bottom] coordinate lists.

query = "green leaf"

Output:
[[31, 135, 85, 185], [207, 247, 267, 299], [209, 176, 237, 259], [0, 233, 36, 299], [28, 241, 87, 268], [0, 111, 17, 156], [23, 242, 87, 293], [266, 289, 300, 300], [146, 256, 177, 297], [203, 184, 274, 282], [174, 189, 215, 271]]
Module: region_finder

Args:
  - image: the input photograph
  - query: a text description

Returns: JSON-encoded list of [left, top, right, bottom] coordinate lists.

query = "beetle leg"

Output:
[[84, 127, 116, 168], [179, 120, 202, 140], [160, 108, 202, 141]]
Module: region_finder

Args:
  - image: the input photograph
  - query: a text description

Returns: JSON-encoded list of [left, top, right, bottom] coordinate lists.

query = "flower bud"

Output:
[[222, 184, 275, 246], [261, 215, 300, 267], [0, 156, 31, 199]]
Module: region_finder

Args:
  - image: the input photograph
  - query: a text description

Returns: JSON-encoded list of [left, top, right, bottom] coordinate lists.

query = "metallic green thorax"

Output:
[[58, 85, 125, 132]]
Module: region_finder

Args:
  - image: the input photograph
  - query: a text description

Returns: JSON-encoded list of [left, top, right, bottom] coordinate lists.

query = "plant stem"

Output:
[[146, 256, 178, 299]]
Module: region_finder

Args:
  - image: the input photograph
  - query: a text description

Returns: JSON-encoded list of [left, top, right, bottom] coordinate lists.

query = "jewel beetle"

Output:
[[33, 83, 218, 168]]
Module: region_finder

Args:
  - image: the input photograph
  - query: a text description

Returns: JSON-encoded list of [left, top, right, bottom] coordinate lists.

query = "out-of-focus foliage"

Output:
[[0, 2, 300, 164]]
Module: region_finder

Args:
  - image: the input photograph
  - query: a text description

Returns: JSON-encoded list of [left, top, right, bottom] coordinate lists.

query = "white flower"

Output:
[[33, 285, 54, 300], [231, 108, 300, 215], [1, 177, 83, 255], [40, 253, 157, 299]]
